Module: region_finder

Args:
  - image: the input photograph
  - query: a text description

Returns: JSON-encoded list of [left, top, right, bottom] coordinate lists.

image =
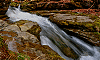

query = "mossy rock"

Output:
[[49, 14, 97, 32], [27, 25, 41, 39], [16, 40, 65, 60], [62, 47, 78, 59], [15, 20, 41, 39], [10, 2, 17, 7], [49, 13, 100, 46], [14, 20, 32, 25], [0, 15, 8, 19]]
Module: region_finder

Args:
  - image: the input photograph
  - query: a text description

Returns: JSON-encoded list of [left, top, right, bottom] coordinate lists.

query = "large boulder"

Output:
[[18, 22, 37, 32], [17, 32, 40, 44], [15, 20, 41, 38], [3, 24, 21, 33], [3, 20, 41, 44]]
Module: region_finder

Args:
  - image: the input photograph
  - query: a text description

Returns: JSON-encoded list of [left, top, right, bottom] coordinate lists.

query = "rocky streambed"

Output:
[[0, 0, 100, 60], [0, 19, 65, 60], [32, 10, 100, 46], [0, 8, 100, 59], [0, 9, 100, 60]]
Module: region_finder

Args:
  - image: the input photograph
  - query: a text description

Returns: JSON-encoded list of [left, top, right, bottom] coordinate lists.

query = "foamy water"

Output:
[[6, 5, 100, 60]]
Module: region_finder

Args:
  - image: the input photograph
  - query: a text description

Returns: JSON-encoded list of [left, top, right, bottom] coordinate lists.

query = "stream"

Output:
[[6, 5, 100, 60]]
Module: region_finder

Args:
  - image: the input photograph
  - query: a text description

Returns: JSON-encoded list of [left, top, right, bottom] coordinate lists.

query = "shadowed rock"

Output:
[[0, 0, 11, 15]]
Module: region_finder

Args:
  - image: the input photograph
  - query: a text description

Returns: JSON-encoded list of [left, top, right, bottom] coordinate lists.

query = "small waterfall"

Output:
[[18, 4, 20, 10], [6, 5, 100, 60]]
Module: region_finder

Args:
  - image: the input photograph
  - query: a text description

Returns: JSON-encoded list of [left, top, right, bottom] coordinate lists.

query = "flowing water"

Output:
[[6, 5, 100, 60]]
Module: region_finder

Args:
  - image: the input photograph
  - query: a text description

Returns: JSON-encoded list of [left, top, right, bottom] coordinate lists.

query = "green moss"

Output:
[[47, 53, 65, 60], [94, 32, 100, 35], [61, 11, 69, 14], [62, 47, 78, 59], [0, 36, 4, 47], [0, 35, 30, 60], [93, 32, 100, 39], [15, 20, 31, 25], [89, 15, 98, 20], [71, 12, 78, 15], [21, 2, 29, 5], [27, 25, 41, 38], [61, 21, 69, 25], [21, 6, 26, 9], [29, 43, 65, 60], [17, 53, 30, 60], [94, 19, 100, 32], [10, 2, 17, 6], [59, 20, 97, 31], [71, 0, 74, 2], [94, 19, 100, 27], [36, 12, 41, 16], [0, 36, 8, 49], [8, 50, 30, 60], [60, 17, 99, 32]]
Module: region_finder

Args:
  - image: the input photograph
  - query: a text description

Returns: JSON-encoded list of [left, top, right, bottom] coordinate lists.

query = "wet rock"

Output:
[[49, 13, 100, 46], [19, 22, 37, 32], [1, 20, 41, 45], [0, 35, 30, 60], [0, 31, 18, 53], [0, 36, 10, 60], [50, 14, 94, 22], [27, 4, 37, 10], [38, 12, 55, 17], [17, 32, 40, 44], [0, 20, 9, 30], [14, 20, 41, 44], [3, 24, 21, 33], [16, 41, 65, 60], [15, 20, 41, 38], [32, 10, 61, 17], [27, 25, 41, 39], [0, 31, 17, 37]]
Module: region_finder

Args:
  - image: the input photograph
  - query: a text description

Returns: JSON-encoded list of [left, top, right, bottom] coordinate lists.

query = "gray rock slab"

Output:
[[17, 32, 40, 44], [3, 24, 21, 33]]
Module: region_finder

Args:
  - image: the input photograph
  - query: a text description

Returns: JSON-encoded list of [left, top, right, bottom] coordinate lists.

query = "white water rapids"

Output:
[[6, 5, 100, 60]]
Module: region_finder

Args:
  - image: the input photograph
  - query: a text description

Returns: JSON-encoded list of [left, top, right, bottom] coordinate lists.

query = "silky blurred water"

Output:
[[6, 5, 100, 60]]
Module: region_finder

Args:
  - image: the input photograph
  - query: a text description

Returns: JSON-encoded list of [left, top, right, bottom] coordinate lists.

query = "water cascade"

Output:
[[6, 5, 100, 60]]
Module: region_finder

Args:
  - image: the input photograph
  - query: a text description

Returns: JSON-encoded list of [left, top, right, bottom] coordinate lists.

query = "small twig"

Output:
[[89, 2, 95, 9]]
